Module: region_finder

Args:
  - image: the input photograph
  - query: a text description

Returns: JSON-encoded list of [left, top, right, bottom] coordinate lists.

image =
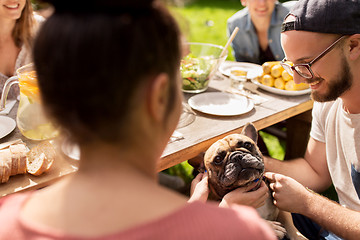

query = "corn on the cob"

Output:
[[274, 77, 285, 90], [262, 61, 279, 74], [285, 80, 309, 91], [261, 74, 274, 87], [257, 61, 309, 91], [281, 70, 292, 81], [270, 64, 284, 78]]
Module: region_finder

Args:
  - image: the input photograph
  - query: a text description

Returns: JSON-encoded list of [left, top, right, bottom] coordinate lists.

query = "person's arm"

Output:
[[265, 137, 332, 192], [265, 172, 360, 240]]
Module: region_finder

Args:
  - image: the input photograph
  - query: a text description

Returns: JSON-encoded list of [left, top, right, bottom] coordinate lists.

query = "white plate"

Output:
[[188, 92, 254, 116], [251, 79, 311, 96], [219, 61, 263, 79], [0, 116, 16, 139]]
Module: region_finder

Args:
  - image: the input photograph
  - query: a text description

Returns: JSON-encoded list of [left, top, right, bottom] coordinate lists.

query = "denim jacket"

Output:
[[227, 1, 296, 64]]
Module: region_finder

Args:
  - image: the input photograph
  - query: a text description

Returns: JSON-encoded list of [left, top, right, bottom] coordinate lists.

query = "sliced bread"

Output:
[[9, 144, 28, 174], [27, 141, 56, 176], [0, 149, 11, 183]]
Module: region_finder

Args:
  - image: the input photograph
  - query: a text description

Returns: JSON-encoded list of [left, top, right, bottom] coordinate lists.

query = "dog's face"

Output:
[[204, 123, 264, 200]]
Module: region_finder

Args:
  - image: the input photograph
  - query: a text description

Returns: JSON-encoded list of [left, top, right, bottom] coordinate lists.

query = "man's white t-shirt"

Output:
[[311, 99, 360, 210]]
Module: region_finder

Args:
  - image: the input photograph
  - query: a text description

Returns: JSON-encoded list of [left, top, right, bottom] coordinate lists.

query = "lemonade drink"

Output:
[[16, 65, 58, 140]]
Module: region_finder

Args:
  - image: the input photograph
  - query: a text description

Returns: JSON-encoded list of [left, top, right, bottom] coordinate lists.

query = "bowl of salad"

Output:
[[181, 42, 227, 93]]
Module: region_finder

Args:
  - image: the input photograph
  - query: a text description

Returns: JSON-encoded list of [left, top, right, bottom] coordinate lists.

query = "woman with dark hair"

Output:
[[0, 0, 43, 99], [0, 1, 276, 239]]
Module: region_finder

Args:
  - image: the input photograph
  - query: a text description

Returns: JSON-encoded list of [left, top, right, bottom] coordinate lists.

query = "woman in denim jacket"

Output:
[[227, 0, 295, 64]]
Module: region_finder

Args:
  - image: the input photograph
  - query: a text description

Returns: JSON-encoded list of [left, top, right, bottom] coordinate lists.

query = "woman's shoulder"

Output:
[[176, 202, 276, 239], [227, 8, 249, 28], [116, 201, 276, 240], [0, 192, 32, 216], [188, 201, 265, 224], [0, 192, 33, 238], [0, 195, 275, 240]]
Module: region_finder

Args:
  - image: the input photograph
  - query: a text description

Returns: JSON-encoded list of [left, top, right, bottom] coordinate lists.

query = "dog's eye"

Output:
[[213, 151, 226, 165], [213, 155, 224, 165], [236, 141, 243, 148], [244, 142, 253, 150]]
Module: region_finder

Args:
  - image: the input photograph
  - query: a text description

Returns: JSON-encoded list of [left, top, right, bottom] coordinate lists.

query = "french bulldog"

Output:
[[203, 123, 278, 219], [201, 123, 304, 240]]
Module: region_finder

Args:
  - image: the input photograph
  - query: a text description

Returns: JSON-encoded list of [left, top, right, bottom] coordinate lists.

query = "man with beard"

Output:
[[264, 0, 360, 239]]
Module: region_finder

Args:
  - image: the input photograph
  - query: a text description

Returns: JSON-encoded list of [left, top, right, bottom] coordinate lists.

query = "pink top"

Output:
[[0, 192, 276, 240]]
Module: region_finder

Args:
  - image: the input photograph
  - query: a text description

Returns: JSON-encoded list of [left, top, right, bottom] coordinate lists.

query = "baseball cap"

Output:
[[281, 0, 360, 35]]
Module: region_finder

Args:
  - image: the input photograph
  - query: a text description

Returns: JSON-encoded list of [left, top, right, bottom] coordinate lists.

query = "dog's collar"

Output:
[[248, 175, 264, 192]]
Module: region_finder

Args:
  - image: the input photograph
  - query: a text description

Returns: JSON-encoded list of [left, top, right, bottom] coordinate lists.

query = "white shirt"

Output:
[[311, 99, 360, 210]]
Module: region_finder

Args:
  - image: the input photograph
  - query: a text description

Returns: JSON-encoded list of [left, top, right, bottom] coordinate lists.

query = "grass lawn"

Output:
[[171, 0, 241, 61]]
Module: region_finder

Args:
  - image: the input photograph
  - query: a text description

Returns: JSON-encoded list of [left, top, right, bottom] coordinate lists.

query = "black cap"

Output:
[[282, 0, 360, 35]]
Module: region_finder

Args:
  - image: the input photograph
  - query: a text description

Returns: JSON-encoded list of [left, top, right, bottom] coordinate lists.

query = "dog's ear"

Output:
[[198, 161, 206, 173], [241, 123, 258, 143], [188, 153, 206, 173]]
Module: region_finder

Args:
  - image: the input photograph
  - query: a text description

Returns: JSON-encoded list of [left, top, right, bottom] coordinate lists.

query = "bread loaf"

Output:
[[0, 141, 56, 183], [26, 141, 56, 176], [9, 144, 27, 174], [0, 150, 11, 183], [0, 143, 28, 184]]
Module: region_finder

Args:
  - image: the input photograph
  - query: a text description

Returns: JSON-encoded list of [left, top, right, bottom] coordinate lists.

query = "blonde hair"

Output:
[[12, 0, 36, 49]]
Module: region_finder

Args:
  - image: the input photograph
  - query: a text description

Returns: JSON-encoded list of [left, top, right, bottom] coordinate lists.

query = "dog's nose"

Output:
[[229, 151, 263, 170], [229, 151, 248, 162]]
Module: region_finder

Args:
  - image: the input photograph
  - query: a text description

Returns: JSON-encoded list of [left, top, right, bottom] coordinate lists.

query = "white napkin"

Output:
[[169, 131, 184, 143], [0, 100, 16, 115]]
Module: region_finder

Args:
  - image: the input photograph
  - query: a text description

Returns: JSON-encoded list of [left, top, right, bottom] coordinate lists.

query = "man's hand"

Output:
[[219, 180, 269, 208], [188, 172, 209, 203], [265, 172, 311, 213]]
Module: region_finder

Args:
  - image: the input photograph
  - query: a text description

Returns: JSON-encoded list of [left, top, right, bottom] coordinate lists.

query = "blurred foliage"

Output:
[[259, 131, 286, 160], [163, 161, 194, 185], [171, 0, 240, 61], [31, 0, 42, 10]]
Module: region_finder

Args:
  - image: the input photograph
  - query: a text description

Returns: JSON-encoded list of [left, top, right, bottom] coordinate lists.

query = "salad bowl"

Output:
[[181, 42, 227, 93]]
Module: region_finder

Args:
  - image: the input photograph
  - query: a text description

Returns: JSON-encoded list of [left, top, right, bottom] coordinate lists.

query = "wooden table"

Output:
[[0, 71, 313, 197], [159, 72, 313, 171], [0, 102, 79, 197]]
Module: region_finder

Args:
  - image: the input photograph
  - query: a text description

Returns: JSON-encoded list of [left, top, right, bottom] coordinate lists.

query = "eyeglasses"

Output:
[[280, 36, 346, 79]]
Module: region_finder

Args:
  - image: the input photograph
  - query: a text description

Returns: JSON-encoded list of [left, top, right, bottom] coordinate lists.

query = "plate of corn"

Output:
[[252, 61, 311, 96]]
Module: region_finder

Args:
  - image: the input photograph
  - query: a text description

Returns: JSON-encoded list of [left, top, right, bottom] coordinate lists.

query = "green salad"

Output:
[[180, 53, 216, 92]]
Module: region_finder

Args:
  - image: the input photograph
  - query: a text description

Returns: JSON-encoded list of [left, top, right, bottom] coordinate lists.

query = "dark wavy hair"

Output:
[[33, 0, 181, 144]]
